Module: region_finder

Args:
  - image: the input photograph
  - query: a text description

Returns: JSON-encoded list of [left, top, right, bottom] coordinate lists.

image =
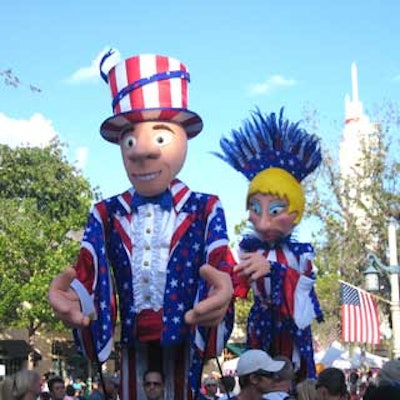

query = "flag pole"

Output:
[[339, 279, 390, 305]]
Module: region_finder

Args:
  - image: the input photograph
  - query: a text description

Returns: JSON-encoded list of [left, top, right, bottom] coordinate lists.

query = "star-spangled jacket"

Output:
[[234, 231, 323, 378], [70, 179, 234, 387]]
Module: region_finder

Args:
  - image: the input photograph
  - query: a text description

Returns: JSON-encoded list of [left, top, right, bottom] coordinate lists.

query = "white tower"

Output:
[[339, 63, 380, 232], [340, 62, 379, 178]]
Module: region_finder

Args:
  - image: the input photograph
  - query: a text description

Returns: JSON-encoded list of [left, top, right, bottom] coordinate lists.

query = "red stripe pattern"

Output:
[[341, 282, 380, 345], [101, 54, 203, 142]]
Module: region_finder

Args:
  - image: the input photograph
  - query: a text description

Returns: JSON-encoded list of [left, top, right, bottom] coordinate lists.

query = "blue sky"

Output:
[[1, 1, 400, 241]]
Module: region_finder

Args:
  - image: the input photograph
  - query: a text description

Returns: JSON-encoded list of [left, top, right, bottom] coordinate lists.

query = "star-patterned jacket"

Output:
[[70, 179, 234, 389], [235, 231, 323, 378]]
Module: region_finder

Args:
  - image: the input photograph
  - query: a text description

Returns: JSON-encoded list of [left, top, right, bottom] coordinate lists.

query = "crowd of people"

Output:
[[0, 371, 122, 400], [196, 349, 400, 400], [1, 354, 400, 399]]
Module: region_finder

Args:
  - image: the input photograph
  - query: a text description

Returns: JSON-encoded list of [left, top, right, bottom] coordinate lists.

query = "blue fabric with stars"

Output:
[[240, 234, 323, 379], [72, 181, 234, 393]]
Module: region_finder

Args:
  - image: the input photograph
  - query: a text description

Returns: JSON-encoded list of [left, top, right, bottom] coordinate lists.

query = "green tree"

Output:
[[304, 102, 400, 347], [0, 141, 98, 359]]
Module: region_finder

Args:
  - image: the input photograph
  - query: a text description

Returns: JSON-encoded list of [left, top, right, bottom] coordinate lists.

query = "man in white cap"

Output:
[[235, 349, 285, 400], [48, 51, 234, 400], [261, 356, 295, 400]]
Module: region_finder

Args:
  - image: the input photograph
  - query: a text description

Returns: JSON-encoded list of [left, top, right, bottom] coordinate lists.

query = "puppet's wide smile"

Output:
[[132, 171, 162, 181]]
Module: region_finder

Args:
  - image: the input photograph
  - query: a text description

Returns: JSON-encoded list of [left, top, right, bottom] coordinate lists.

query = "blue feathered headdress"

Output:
[[214, 107, 322, 182]]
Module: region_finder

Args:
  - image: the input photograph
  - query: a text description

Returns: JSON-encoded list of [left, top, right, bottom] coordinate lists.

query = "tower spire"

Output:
[[351, 62, 359, 102], [345, 62, 363, 122]]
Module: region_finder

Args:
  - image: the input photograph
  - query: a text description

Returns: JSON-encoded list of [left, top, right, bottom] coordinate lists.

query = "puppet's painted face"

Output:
[[120, 121, 187, 197], [248, 192, 297, 244]]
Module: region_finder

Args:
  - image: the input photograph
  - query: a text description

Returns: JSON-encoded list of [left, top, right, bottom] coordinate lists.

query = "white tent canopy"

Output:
[[315, 341, 389, 369]]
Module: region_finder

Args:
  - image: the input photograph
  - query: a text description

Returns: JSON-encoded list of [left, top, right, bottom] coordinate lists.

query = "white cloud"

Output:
[[74, 146, 88, 170], [248, 74, 297, 96], [65, 46, 121, 84], [0, 112, 57, 148], [0, 113, 90, 171]]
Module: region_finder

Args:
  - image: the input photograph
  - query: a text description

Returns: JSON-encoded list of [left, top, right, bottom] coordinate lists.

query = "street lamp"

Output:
[[364, 216, 400, 359]]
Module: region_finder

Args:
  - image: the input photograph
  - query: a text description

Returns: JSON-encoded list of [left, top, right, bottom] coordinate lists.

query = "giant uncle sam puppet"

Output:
[[48, 51, 234, 400], [215, 109, 324, 380]]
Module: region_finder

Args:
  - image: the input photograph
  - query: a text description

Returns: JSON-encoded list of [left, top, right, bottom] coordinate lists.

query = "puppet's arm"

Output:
[[186, 198, 235, 360], [71, 207, 117, 362], [279, 249, 320, 329]]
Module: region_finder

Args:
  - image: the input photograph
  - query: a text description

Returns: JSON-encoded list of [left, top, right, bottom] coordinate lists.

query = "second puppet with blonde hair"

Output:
[[215, 108, 324, 380]]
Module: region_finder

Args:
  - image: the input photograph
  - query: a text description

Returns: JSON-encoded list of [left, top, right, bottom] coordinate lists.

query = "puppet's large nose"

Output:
[[129, 135, 161, 161], [255, 212, 273, 233]]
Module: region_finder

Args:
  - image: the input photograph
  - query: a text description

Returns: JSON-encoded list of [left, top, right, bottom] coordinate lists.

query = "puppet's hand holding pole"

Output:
[[235, 252, 271, 282], [48, 267, 91, 328], [184, 264, 233, 327]]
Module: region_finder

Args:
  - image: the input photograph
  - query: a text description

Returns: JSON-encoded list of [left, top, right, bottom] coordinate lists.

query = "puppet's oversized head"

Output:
[[99, 51, 203, 196], [215, 108, 322, 241]]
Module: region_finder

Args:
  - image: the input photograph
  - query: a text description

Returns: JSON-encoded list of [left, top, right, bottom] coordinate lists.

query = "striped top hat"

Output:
[[99, 50, 203, 143]]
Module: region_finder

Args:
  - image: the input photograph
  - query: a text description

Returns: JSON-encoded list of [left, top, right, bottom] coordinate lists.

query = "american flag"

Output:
[[340, 281, 381, 345]]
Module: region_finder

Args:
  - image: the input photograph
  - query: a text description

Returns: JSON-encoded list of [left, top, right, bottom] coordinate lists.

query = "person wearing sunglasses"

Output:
[[200, 376, 220, 399], [143, 370, 165, 400]]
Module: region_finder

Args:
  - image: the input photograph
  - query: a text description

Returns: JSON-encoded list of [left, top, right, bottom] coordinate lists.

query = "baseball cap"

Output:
[[236, 349, 285, 376]]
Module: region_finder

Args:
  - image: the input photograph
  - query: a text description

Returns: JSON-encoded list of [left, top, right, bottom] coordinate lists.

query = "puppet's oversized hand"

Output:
[[184, 264, 233, 327], [48, 267, 92, 328], [235, 252, 271, 282]]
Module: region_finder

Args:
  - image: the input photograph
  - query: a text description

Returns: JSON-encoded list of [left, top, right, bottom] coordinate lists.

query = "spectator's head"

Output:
[[296, 379, 317, 400], [143, 369, 165, 400], [203, 376, 219, 396], [349, 370, 359, 385], [0, 369, 41, 400], [376, 359, 400, 387], [268, 355, 295, 392], [236, 349, 285, 394], [65, 384, 75, 396], [219, 375, 236, 394], [316, 367, 347, 399], [48, 376, 66, 400], [363, 384, 400, 400], [98, 375, 119, 400]]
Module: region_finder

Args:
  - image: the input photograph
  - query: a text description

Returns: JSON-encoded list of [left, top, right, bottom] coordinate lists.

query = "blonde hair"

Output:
[[0, 369, 40, 400], [296, 379, 318, 400], [247, 167, 304, 224]]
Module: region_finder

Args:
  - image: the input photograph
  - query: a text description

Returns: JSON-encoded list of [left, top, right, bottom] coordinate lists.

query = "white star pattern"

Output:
[[214, 224, 223, 232]]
